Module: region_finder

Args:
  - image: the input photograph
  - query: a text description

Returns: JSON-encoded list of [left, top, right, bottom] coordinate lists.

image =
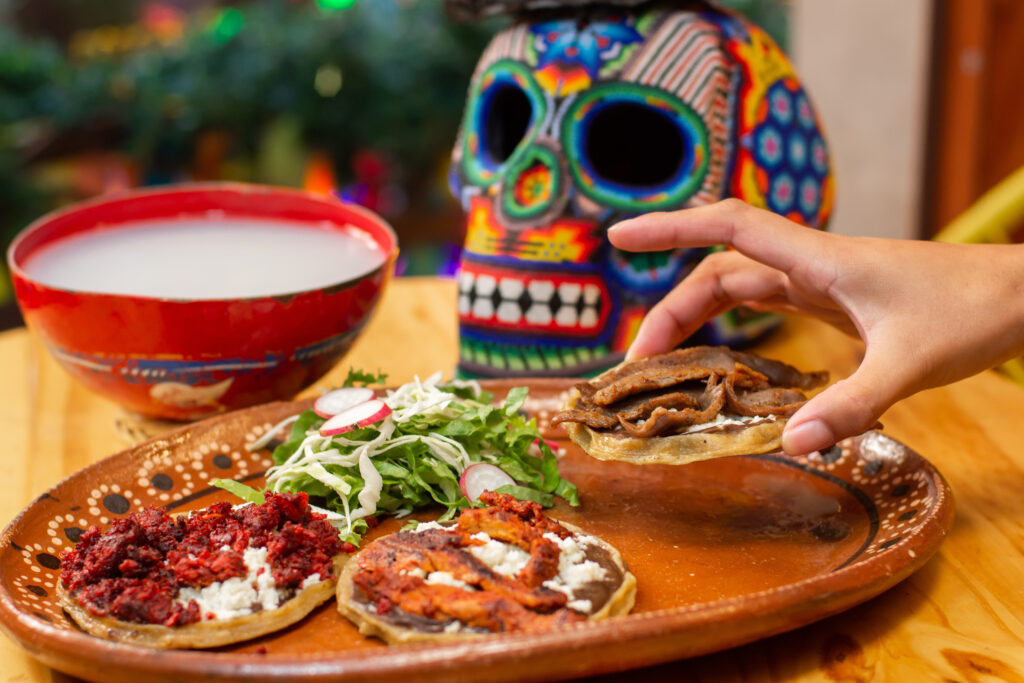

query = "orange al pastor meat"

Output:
[[336, 493, 636, 643]]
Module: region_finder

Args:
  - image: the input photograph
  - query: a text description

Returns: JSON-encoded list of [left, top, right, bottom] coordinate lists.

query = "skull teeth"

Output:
[[558, 282, 582, 304], [499, 278, 524, 299], [457, 270, 604, 331], [458, 270, 474, 293], [472, 297, 494, 320], [526, 304, 553, 326], [475, 274, 497, 297], [527, 280, 555, 303], [497, 302, 522, 323]]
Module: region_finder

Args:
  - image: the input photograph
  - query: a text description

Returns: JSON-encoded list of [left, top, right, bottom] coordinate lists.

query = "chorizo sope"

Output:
[[58, 492, 344, 648]]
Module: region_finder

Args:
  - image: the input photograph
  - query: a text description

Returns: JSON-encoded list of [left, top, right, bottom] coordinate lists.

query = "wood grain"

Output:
[[3, 277, 1023, 682]]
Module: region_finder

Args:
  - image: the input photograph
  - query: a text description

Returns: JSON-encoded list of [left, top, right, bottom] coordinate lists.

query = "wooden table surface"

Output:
[[2, 276, 1023, 682]]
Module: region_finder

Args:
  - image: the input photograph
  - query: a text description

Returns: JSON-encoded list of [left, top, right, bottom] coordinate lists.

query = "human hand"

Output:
[[608, 199, 1024, 455]]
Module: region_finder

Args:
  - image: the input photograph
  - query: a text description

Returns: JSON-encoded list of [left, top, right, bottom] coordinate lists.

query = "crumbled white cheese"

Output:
[[467, 532, 531, 577], [453, 526, 608, 615], [400, 566, 426, 578], [679, 412, 777, 434], [541, 532, 607, 608], [176, 546, 286, 620], [300, 572, 323, 590], [424, 571, 472, 590], [395, 524, 612, 621], [567, 598, 593, 612]]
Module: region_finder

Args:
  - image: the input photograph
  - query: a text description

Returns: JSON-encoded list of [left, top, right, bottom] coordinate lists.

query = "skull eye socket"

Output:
[[461, 60, 545, 188], [564, 84, 709, 211], [583, 102, 685, 187], [482, 84, 533, 166]]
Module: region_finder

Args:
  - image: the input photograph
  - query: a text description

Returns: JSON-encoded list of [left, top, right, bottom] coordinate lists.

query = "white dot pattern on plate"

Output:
[[4, 410, 282, 630], [4, 405, 939, 633], [838, 432, 939, 556], [754, 432, 939, 559]]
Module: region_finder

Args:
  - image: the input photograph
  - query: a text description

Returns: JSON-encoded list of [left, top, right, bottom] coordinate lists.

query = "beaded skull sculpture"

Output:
[[450, 1, 833, 377]]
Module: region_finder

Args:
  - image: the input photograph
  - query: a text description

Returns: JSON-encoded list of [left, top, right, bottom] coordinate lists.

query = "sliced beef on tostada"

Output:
[[553, 346, 828, 465]]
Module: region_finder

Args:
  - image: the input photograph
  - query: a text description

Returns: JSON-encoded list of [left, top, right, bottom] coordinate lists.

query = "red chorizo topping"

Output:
[[351, 492, 587, 634], [166, 548, 247, 588], [60, 492, 342, 626], [552, 346, 828, 437], [266, 520, 341, 587]]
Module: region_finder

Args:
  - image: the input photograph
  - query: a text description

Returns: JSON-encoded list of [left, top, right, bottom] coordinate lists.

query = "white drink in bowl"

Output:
[[21, 217, 388, 299]]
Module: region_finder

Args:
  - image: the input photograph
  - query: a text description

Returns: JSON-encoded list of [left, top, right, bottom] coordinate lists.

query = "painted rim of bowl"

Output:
[[6, 182, 399, 304]]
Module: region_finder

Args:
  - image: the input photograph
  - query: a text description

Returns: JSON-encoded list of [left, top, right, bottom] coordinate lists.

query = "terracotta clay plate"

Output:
[[0, 379, 954, 683]]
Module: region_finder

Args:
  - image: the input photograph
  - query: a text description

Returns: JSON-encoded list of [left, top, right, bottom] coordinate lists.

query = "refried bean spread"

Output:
[[60, 492, 342, 626]]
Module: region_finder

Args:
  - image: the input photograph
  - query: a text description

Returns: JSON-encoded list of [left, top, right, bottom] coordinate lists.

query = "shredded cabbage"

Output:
[[221, 373, 577, 545]]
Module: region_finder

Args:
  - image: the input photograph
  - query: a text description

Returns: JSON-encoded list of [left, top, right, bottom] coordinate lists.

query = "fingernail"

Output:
[[782, 419, 833, 455], [607, 218, 633, 234]]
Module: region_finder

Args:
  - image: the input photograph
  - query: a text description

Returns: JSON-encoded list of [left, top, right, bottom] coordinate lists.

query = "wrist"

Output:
[[1009, 244, 1024, 359]]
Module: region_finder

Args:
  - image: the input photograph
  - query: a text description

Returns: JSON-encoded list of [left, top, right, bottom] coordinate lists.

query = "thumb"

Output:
[[781, 352, 904, 455]]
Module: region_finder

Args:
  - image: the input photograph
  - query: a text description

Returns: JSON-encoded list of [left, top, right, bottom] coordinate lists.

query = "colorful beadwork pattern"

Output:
[[451, 5, 833, 377], [529, 17, 644, 95], [562, 83, 710, 211], [708, 10, 835, 228]]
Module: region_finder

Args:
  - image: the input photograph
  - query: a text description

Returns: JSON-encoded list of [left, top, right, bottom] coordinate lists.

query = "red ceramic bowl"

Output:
[[7, 184, 397, 420]]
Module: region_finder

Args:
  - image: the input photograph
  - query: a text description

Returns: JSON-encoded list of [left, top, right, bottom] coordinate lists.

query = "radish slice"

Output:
[[530, 438, 560, 456], [320, 399, 392, 436], [459, 463, 515, 502], [314, 387, 376, 418]]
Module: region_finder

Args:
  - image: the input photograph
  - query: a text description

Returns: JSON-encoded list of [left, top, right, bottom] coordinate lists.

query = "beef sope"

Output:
[[553, 346, 828, 465]]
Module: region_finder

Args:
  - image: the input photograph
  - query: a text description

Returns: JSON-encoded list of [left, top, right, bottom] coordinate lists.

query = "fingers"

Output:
[[608, 199, 827, 276], [627, 251, 790, 359], [782, 348, 907, 455]]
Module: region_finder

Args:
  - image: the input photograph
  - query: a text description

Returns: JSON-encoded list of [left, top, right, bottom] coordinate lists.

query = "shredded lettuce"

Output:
[[214, 372, 577, 546], [209, 479, 265, 504]]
